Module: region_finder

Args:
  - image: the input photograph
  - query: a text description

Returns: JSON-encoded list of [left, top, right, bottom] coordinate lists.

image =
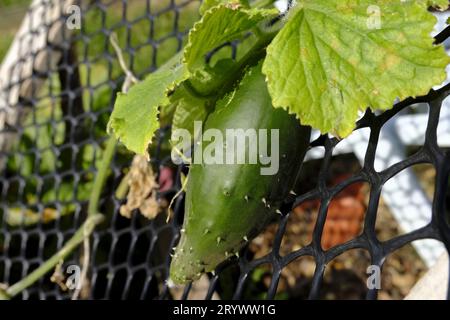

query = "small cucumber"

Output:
[[170, 64, 310, 284]]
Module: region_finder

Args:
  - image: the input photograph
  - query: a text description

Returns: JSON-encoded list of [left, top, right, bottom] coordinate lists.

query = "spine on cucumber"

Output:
[[170, 63, 311, 284]]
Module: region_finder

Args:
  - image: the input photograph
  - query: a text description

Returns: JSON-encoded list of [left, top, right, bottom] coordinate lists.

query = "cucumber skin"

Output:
[[170, 65, 311, 284]]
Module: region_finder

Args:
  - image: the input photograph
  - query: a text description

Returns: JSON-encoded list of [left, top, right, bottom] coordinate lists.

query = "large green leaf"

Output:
[[185, 4, 277, 72], [262, 0, 450, 136], [108, 60, 188, 155]]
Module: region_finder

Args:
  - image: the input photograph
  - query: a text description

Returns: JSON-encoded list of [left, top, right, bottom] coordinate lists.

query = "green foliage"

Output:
[[0, 33, 14, 60], [108, 55, 188, 154], [0, 0, 29, 8], [110, 0, 450, 153], [170, 64, 311, 284], [0, 1, 29, 60], [185, 4, 276, 73], [2, 1, 201, 226], [106, 1, 450, 283], [262, 0, 450, 136], [109, 3, 278, 156]]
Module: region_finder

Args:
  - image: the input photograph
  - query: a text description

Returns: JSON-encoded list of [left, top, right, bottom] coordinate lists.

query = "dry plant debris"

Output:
[[120, 155, 165, 220]]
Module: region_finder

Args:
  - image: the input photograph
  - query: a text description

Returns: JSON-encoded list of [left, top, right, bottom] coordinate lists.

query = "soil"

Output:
[[248, 154, 429, 300]]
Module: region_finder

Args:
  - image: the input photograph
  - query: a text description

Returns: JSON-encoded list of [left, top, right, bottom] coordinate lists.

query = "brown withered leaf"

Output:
[[120, 155, 165, 220]]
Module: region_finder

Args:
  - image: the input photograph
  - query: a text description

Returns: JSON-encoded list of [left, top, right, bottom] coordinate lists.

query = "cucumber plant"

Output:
[[170, 63, 311, 283], [107, 0, 450, 284]]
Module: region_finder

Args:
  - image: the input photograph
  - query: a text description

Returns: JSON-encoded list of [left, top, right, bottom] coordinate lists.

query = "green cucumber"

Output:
[[170, 64, 311, 284]]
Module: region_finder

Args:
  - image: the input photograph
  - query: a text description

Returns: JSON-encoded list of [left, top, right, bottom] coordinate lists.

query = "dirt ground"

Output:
[[248, 155, 431, 300]]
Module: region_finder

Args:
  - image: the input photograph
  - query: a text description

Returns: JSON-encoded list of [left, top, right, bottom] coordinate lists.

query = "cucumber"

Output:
[[170, 64, 311, 284]]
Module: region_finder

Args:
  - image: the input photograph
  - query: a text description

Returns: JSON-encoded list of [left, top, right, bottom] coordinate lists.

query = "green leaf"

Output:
[[185, 4, 277, 73], [108, 61, 188, 155], [262, 0, 450, 137], [188, 58, 239, 96]]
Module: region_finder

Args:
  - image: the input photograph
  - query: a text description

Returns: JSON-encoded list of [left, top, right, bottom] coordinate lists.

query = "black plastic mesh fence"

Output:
[[0, 0, 449, 300]]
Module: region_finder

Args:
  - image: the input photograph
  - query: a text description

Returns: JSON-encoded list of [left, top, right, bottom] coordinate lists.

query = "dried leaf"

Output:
[[120, 155, 163, 220]]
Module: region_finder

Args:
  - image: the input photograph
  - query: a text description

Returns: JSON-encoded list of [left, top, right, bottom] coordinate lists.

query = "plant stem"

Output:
[[0, 288, 8, 300], [115, 171, 130, 200], [88, 136, 116, 217], [0, 214, 104, 300], [185, 30, 276, 100], [218, 31, 274, 94], [0, 32, 180, 300], [0, 134, 116, 300]]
